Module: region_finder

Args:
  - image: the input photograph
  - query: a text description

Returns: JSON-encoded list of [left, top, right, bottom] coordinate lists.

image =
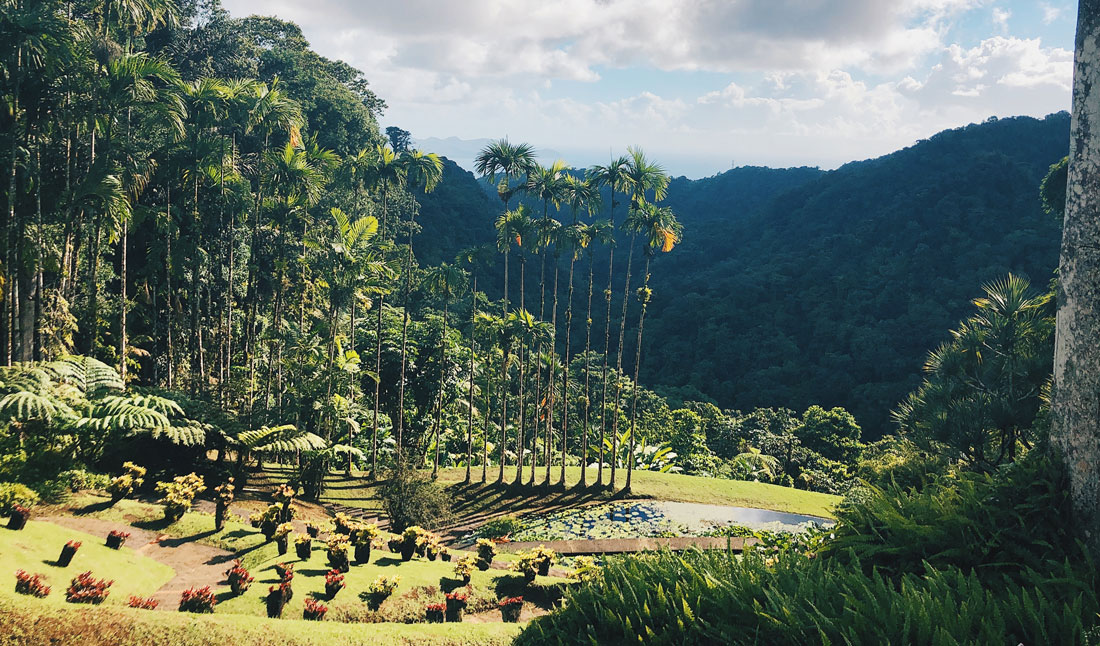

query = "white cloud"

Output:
[[1041, 3, 1063, 24], [992, 7, 1012, 32]]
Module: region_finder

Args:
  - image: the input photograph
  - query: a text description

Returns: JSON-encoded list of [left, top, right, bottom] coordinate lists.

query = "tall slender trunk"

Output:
[[560, 248, 576, 488], [624, 254, 653, 494], [396, 208, 417, 455], [514, 255, 527, 484], [464, 273, 477, 484], [497, 247, 510, 484], [432, 300, 448, 479], [610, 231, 638, 489], [371, 187, 388, 480], [582, 251, 595, 487], [601, 205, 617, 488], [1052, 0, 1100, 549], [545, 260, 560, 484], [166, 186, 174, 389], [482, 340, 492, 483], [531, 249, 547, 484], [5, 45, 21, 366], [33, 137, 42, 360]]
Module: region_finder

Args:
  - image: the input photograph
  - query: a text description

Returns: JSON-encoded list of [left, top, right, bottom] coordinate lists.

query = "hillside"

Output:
[[422, 113, 1070, 436]]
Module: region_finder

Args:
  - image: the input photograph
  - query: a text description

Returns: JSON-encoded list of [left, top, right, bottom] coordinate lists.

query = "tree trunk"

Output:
[[545, 260, 560, 484], [560, 250, 575, 488], [497, 247, 510, 484], [601, 241, 616, 489], [465, 273, 477, 484], [396, 210, 417, 455], [1052, 0, 1100, 549], [371, 188, 389, 480], [583, 251, 595, 487], [432, 300, 448, 479], [624, 254, 652, 494], [610, 232, 638, 490], [514, 255, 526, 485]]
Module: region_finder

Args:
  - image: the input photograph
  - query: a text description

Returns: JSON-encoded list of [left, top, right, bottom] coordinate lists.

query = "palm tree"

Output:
[[610, 148, 668, 489], [423, 262, 466, 478], [622, 203, 681, 493], [457, 245, 494, 483], [587, 155, 629, 488], [475, 311, 504, 482], [561, 176, 602, 487], [493, 205, 531, 481], [394, 149, 443, 455], [577, 219, 613, 484], [529, 215, 559, 483], [557, 222, 585, 487]]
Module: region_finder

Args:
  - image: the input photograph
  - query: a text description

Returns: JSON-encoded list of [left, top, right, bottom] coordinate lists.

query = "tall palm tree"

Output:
[[394, 149, 443, 454], [529, 215, 559, 483], [561, 176, 602, 487], [457, 245, 494, 483], [493, 205, 531, 482], [587, 155, 629, 488], [475, 311, 504, 483], [423, 261, 466, 478], [609, 148, 668, 489], [577, 219, 613, 484], [622, 203, 681, 493]]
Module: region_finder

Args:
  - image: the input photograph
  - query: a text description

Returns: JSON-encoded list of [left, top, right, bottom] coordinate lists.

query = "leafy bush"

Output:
[[14, 570, 50, 598], [303, 597, 328, 621], [478, 514, 524, 539], [65, 572, 112, 604], [154, 473, 205, 522], [475, 538, 496, 570], [378, 463, 452, 533], [107, 462, 146, 504], [567, 556, 600, 583], [58, 469, 111, 492], [0, 482, 39, 515], [225, 560, 253, 595], [127, 595, 158, 610], [178, 586, 216, 613]]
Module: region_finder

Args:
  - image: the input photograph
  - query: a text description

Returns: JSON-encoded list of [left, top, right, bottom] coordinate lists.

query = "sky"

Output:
[[219, 0, 1077, 178]]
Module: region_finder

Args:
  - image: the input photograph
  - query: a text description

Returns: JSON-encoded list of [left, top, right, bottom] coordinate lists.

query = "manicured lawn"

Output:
[[253, 465, 841, 521], [0, 520, 174, 606], [0, 594, 521, 646]]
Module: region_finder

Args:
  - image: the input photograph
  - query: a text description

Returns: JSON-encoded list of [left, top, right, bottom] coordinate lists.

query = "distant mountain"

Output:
[[413, 113, 1070, 437]]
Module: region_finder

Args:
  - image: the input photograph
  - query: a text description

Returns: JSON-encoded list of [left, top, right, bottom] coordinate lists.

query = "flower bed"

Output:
[[128, 595, 159, 610], [303, 597, 328, 621], [66, 571, 112, 604], [499, 595, 524, 622], [14, 570, 50, 598], [179, 586, 217, 613]]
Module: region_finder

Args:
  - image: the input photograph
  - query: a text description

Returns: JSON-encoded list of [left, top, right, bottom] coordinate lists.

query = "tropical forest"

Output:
[[1, 0, 1099, 644]]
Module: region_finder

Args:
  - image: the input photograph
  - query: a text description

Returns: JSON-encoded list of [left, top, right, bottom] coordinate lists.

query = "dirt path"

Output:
[[40, 515, 236, 610]]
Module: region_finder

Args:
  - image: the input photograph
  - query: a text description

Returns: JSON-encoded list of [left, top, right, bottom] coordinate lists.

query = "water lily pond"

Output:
[[503, 501, 833, 542]]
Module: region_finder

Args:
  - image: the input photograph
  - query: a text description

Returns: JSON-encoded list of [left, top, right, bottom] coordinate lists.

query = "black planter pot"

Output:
[[307, 526, 319, 538], [426, 608, 444, 623], [105, 534, 126, 550], [6, 512, 27, 531], [354, 544, 371, 564], [476, 559, 490, 571], [58, 544, 78, 567], [276, 537, 288, 555], [537, 561, 550, 577], [400, 544, 415, 561], [501, 604, 522, 622], [445, 608, 463, 623], [261, 520, 277, 541], [441, 552, 452, 562], [461, 574, 471, 585], [215, 504, 227, 532], [266, 594, 285, 618], [327, 553, 349, 573], [250, 518, 262, 529], [523, 570, 536, 584], [295, 542, 312, 560], [229, 578, 250, 596], [325, 582, 343, 600]]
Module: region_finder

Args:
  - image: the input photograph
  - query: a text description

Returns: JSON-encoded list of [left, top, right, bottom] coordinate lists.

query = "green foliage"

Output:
[[0, 482, 40, 514], [797, 405, 864, 463], [854, 435, 948, 490], [1040, 156, 1068, 218], [477, 514, 524, 539], [378, 462, 453, 534]]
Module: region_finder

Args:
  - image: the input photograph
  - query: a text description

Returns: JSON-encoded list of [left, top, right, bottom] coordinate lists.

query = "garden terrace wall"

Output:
[[498, 536, 757, 556]]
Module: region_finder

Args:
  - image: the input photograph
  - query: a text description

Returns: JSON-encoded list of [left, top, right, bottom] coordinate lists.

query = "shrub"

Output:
[[178, 586, 217, 613], [378, 462, 452, 534], [127, 595, 158, 610], [107, 462, 146, 504], [478, 515, 524, 539], [567, 556, 601, 583], [324, 569, 345, 598], [225, 560, 253, 596], [14, 570, 50, 598], [475, 538, 496, 570], [58, 469, 111, 493], [499, 596, 524, 623], [303, 597, 328, 621], [213, 478, 234, 531], [365, 575, 400, 610], [154, 473, 205, 522], [65, 572, 112, 604], [454, 556, 476, 583], [0, 482, 40, 514]]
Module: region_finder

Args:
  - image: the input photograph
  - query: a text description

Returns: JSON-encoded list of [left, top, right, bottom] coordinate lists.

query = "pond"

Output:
[[505, 501, 833, 542]]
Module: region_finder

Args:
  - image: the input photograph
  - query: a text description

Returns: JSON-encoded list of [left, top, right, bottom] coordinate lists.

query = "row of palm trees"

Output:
[[467, 141, 683, 492]]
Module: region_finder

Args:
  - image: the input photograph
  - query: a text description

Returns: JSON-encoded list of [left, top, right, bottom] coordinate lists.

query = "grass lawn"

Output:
[[252, 465, 841, 524], [0, 520, 174, 606], [0, 594, 521, 646]]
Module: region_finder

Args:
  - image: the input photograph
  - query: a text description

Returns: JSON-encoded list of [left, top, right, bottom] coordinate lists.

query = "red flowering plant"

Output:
[[425, 602, 446, 623], [324, 569, 345, 599], [106, 530, 130, 549], [225, 560, 254, 595], [58, 539, 81, 567], [66, 571, 112, 604], [128, 595, 159, 610], [445, 590, 468, 622], [14, 570, 50, 598], [178, 586, 217, 613], [303, 597, 328, 621], [498, 595, 524, 622], [7, 503, 30, 530]]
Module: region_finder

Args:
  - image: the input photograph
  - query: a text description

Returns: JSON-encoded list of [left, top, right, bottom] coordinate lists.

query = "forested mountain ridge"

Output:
[[417, 113, 1068, 437]]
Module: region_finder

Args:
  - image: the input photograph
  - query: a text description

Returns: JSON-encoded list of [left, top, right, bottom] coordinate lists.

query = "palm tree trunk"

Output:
[[482, 343, 492, 483], [1052, 0, 1100, 549], [624, 254, 653, 494], [396, 211, 417, 456], [514, 256, 527, 485], [582, 251, 595, 487], [464, 273, 477, 484], [371, 188, 389, 480], [497, 247, 510, 484], [601, 243, 616, 488], [545, 260, 560, 484], [531, 250, 547, 484], [560, 251, 576, 488], [610, 231, 638, 490], [432, 300, 448, 479]]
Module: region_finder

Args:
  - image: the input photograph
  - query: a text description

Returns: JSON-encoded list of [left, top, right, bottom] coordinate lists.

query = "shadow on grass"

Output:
[[492, 576, 567, 609], [72, 500, 113, 516], [439, 576, 467, 593]]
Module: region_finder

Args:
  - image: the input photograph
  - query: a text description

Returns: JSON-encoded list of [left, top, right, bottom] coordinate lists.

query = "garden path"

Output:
[[40, 515, 235, 611]]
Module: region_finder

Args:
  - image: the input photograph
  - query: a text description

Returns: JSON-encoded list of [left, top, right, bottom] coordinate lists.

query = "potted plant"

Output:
[[265, 582, 290, 618], [440, 546, 452, 562], [127, 595, 158, 609], [333, 512, 354, 535], [65, 571, 112, 604], [499, 595, 524, 622], [425, 602, 445, 623], [511, 553, 538, 583], [14, 570, 50, 598], [7, 503, 30, 531], [273, 562, 294, 582], [475, 538, 496, 571], [533, 545, 557, 576], [248, 513, 262, 529], [106, 530, 129, 550], [273, 484, 296, 523], [213, 478, 234, 531], [326, 537, 350, 572], [568, 556, 601, 582], [426, 540, 440, 561], [444, 590, 468, 622], [386, 534, 403, 553], [178, 586, 216, 613], [225, 560, 253, 595], [400, 527, 422, 561], [305, 520, 321, 538], [58, 540, 81, 567], [294, 534, 312, 560], [106, 462, 145, 506], [324, 569, 345, 599], [260, 505, 280, 541], [303, 597, 328, 621], [352, 523, 378, 564], [453, 556, 475, 585], [365, 575, 400, 611], [155, 473, 206, 523], [275, 522, 293, 555]]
